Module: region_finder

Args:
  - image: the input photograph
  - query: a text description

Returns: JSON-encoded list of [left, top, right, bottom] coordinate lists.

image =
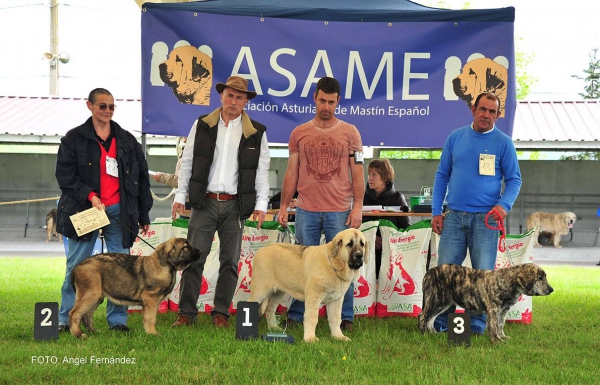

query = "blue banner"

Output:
[[142, 10, 515, 147]]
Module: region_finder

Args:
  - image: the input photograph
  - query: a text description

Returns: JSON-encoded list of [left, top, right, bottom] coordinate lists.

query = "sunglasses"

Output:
[[94, 103, 116, 112]]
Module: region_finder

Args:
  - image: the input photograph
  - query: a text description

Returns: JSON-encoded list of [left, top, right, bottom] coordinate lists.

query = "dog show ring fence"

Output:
[[128, 218, 537, 324]]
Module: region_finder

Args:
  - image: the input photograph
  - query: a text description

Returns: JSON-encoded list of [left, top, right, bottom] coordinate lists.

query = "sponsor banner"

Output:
[[142, 10, 515, 147], [376, 221, 432, 317]]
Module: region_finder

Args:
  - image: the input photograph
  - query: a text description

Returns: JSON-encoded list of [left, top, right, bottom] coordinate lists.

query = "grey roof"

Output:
[[512, 100, 600, 150], [0, 96, 143, 141], [1, 96, 599, 149]]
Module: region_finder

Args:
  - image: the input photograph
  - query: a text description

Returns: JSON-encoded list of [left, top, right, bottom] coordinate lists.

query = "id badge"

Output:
[[106, 156, 119, 178], [479, 154, 495, 176]]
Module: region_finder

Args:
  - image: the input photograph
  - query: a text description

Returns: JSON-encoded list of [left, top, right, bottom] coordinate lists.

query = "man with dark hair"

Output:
[[171, 76, 270, 328], [431, 91, 522, 335], [278, 76, 364, 332], [55, 88, 153, 334]]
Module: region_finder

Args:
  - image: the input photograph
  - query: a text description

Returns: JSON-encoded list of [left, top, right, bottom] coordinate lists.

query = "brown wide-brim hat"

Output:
[[215, 76, 257, 99]]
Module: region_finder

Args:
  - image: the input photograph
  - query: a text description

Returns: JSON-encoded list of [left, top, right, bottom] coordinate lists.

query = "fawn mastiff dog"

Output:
[[418, 263, 553, 342], [527, 211, 577, 248], [249, 228, 368, 343], [69, 237, 201, 338]]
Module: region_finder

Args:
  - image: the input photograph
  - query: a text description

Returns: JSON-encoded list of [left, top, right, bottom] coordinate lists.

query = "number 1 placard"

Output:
[[34, 302, 59, 341], [235, 301, 259, 340]]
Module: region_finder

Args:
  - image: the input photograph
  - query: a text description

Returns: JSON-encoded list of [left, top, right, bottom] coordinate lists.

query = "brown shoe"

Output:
[[340, 320, 353, 332], [212, 314, 229, 328], [171, 315, 193, 327]]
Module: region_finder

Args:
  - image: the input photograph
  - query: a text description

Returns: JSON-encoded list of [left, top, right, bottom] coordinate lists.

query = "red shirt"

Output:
[[87, 138, 120, 206]]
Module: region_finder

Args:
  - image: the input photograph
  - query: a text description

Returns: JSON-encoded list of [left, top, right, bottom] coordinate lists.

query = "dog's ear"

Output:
[[517, 264, 537, 293], [328, 236, 345, 271], [191, 56, 210, 81], [153, 243, 169, 265], [485, 67, 506, 94], [362, 234, 369, 265]]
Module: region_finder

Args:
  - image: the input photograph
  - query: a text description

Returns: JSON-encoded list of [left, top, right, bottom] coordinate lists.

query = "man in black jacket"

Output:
[[55, 88, 153, 333], [171, 76, 270, 328]]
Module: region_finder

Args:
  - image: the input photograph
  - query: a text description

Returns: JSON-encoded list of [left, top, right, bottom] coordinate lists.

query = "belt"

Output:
[[206, 192, 237, 201]]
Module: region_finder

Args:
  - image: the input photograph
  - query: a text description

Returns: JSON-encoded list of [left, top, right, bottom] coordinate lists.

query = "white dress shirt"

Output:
[[175, 112, 270, 213]]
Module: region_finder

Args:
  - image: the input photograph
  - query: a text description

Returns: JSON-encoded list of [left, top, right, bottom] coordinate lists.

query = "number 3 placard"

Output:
[[448, 312, 471, 346], [34, 302, 59, 341]]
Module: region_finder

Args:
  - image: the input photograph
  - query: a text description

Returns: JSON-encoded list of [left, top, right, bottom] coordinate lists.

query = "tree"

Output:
[[515, 39, 537, 100], [572, 48, 600, 99], [563, 48, 600, 160]]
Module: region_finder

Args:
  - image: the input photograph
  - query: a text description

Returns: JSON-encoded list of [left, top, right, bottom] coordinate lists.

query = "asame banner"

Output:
[[142, 10, 515, 147]]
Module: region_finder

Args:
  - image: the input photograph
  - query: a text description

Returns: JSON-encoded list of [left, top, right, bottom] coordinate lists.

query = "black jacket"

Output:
[[188, 108, 266, 219], [55, 117, 153, 248], [363, 181, 411, 230]]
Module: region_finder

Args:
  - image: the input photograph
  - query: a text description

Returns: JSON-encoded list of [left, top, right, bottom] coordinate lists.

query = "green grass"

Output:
[[1, 258, 599, 384]]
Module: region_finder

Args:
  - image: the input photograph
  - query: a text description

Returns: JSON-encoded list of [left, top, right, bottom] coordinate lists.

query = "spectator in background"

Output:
[[151, 137, 191, 218], [363, 159, 411, 278], [55, 87, 152, 334], [152, 136, 187, 188]]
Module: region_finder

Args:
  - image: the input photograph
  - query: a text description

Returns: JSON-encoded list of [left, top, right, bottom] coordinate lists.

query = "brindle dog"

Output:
[[418, 263, 553, 342]]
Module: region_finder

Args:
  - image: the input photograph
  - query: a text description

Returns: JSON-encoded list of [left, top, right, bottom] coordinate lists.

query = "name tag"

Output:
[[106, 156, 119, 178], [479, 154, 495, 176]]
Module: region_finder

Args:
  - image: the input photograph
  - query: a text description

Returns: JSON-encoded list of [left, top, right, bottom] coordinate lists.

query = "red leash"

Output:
[[485, 209, 506, 252]]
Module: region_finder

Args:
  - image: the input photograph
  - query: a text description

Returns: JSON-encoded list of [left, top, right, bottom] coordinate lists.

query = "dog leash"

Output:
[[105, 211, 156, 250], [284, 226, 299, 245], [485, 209, 506, 253]]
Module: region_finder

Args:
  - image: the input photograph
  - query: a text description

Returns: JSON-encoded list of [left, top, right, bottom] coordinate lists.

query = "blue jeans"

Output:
[[433, 209, 499, 333], [287, 208, 354, 322], [58, 203, 130, 328]]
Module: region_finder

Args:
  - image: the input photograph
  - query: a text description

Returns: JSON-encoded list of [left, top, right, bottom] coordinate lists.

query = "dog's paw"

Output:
[[268, 324, 283, 332], [555, 245, 563, 249], [304, 336, 319, 343], [334, 335, 351, 342]]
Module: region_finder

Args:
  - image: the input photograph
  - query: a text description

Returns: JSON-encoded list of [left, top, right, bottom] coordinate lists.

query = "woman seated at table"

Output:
[[364, 159, 411, 277]]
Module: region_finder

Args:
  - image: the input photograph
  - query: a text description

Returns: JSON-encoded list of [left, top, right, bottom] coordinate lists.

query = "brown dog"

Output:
[[249, 228, 368, 342], [69, 238, 201, 338], [418, 263, 553, 342], [45, 208, 62, 243], [159, 45, 213, 105], [453, 58, 508, 117], [527, 211, 577, 248]]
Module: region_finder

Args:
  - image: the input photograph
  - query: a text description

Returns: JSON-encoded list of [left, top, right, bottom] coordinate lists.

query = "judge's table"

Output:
[[266, 209, 432, 221]]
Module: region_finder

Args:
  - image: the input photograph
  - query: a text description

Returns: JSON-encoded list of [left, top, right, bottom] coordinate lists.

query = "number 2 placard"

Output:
[[34, 302, 59, 341]]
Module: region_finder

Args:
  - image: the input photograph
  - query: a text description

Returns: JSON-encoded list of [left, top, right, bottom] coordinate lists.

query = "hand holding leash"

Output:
[[485, 207, 506, 252]]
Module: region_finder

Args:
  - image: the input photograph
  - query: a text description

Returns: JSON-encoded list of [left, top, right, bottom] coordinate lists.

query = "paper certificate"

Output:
[[70, 207, 110, 237]]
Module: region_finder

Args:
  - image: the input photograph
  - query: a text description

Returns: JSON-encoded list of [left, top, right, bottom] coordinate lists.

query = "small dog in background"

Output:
[[418, 263, 554, 342], [45, 208, 62, 243], [527, 211, 577, 248]]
